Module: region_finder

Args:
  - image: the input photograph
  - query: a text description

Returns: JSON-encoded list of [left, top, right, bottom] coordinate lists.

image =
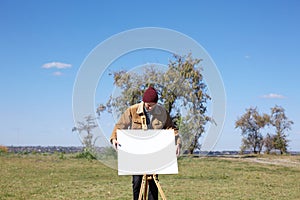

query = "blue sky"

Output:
[[0, 0, 299, 151]]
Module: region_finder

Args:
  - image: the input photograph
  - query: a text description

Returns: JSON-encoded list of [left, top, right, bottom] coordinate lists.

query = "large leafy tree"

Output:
[[235, 107, 270, 154], [270, 105, 293, 154], [97, 54, 212, 154]]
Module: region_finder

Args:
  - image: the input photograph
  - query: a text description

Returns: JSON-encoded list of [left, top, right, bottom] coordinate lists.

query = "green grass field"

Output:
[[1, 153, 299, 200]]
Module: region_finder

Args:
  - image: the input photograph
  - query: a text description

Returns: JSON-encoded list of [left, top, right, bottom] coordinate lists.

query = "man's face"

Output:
[[144, 102, 157, 111]]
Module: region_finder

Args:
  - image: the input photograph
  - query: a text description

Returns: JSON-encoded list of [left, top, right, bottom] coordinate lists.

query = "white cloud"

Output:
[[244, 55, 251, 59], [261, 93, 286, 99], [42, 62, 72, 69], [53, 71, 63, 76]]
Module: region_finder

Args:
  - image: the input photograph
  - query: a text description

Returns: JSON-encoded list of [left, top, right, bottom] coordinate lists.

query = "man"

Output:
[[110, 86, 181, 200]]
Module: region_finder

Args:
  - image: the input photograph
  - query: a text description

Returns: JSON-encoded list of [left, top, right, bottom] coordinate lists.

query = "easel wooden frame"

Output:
[[138, 174, 166, 200], [137, 115, 167, 199]]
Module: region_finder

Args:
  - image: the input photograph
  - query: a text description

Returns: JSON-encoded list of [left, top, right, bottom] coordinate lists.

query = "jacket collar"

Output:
[[136, 101, 162, 115], [136, 102, 144, 114]]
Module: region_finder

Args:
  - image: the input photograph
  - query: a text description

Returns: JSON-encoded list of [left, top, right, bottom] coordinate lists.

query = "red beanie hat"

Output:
[[142, 87, 158, 103]]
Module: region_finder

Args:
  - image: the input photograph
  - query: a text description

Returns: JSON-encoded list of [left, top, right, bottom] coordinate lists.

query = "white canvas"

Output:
[[117, 129, 178, 175]]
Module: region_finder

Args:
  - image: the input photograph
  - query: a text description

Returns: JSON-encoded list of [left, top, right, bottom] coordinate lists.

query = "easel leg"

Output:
[[138, 174, 167, 200], [153, 174, 167, 200], [138, 175, 147, 200], [144, 176, 149, 199]]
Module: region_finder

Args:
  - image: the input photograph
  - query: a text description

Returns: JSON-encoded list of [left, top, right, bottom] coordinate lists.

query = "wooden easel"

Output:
[[138, 116, 167, 199], [138, 174, 166, 200]]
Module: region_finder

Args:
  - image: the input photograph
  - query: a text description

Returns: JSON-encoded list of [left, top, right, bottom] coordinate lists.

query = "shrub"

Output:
[[74, 148, 97, 160], [0, 145, 8, 154]]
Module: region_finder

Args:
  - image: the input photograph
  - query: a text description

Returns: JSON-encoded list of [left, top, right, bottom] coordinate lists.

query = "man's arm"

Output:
[[110, 107, 132, 149]]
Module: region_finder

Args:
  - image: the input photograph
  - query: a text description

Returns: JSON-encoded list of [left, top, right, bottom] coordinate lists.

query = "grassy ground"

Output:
[[0, 153, 299, 200]]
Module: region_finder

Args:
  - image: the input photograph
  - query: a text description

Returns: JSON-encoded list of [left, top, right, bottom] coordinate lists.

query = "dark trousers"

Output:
[[132, 175, 158, 200]]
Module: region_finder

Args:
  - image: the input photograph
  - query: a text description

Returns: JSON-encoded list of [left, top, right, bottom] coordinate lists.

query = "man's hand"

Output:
[[112, 139, 119, 150], [176, 143, 181, 157]]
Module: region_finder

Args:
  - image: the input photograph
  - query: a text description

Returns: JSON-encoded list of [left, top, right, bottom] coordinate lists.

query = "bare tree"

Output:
[[72, 115, 98, 152]]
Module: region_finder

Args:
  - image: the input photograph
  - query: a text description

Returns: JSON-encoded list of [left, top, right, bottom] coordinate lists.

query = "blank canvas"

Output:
[[117, 129, 178, 175]]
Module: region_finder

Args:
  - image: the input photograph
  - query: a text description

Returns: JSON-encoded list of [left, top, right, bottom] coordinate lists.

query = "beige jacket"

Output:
[[110, 102, 181, 145]]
